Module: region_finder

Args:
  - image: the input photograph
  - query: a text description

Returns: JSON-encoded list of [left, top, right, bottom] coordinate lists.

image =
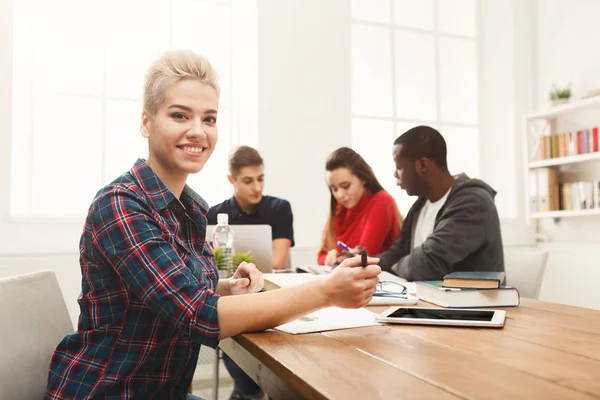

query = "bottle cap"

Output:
[[217, 213, 229, 225]]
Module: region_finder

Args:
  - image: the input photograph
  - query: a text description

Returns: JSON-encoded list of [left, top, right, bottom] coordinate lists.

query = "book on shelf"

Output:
[[415, 281, 520, 308], [537, 168, 560, 211], [538, 126, 599, 160], [559, 181, 600, 211], [442, 271, 506, 289], [529, 170, 538, 212]]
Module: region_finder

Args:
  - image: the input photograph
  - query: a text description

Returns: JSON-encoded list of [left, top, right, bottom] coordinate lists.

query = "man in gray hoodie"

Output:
[[378, 125, 504, 281]]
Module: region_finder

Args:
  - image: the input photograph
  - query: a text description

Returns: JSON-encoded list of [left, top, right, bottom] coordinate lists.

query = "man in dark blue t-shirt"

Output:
[[207, 145, 294, 270], [207, 145, 294, 400]]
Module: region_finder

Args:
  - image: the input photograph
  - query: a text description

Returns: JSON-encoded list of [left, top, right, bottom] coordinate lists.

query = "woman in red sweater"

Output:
[[318, 147, 403, 266]]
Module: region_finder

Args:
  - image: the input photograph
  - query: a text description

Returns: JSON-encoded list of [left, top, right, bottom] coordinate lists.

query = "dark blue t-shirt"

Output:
[[207, 195, 294, 246]]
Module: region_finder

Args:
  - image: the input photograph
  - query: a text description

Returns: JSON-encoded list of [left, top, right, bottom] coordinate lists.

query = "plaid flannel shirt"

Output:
[[45, 159, 220, 400]]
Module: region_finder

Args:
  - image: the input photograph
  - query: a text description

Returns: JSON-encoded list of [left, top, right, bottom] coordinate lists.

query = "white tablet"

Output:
[[376, 306, 506, 328]]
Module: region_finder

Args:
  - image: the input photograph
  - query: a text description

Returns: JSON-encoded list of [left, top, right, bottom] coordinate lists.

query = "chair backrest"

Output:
[[0, 270, 74, 400], [503, 250, 549, 299]]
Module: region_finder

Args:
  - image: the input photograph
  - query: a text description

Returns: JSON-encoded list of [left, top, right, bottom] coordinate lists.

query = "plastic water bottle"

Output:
[[212, 213, 234, 271]]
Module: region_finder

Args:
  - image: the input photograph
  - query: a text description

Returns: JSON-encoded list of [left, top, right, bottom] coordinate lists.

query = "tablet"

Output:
[[376, 306, 506, 328]]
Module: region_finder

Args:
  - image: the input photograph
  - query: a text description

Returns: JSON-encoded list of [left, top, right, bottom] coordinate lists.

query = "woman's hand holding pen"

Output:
[[320, 255, 381, 308], [326, 241, 368, 266]]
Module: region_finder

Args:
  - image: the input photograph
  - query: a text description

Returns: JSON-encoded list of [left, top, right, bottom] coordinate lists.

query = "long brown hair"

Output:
[[319, 147, 402, 253]]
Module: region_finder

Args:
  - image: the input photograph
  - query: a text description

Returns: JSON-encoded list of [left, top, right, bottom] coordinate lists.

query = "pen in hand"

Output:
[[336, 240, 351, 252], [360, 249, 367, 268]]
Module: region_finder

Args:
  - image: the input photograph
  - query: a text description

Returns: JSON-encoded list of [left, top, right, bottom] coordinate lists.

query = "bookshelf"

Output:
[[527, 95, 600, 121], [526, 95, 600, 221], [530, 209, 600, 219], [528, 152, 600, 169]]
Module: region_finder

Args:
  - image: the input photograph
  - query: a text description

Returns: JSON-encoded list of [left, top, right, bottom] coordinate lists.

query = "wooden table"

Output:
[[219, 299, 600, 399]]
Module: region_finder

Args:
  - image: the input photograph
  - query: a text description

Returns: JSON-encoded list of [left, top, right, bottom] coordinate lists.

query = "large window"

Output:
[[10, 0, 254, 218], [350, 0, 479, 215]]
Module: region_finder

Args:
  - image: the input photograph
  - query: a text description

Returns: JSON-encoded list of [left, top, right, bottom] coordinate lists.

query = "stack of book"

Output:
[[415, 271, 520, 308]]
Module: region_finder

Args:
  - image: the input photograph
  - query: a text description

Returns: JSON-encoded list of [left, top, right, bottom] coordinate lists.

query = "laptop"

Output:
[[206, 224, 273, 273]]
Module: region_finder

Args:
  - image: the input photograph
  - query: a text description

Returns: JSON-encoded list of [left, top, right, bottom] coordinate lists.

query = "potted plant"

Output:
[[232, 251, 255, 269], [549, 83, 572, 106], [212, 248, 256, 278]]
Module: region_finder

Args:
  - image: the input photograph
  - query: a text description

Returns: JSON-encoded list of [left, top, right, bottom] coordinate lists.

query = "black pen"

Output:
[[360, 249, 367, 268]]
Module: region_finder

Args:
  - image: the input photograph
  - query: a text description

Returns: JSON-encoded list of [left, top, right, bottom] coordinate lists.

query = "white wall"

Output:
[[530, 0, 600, 309], [256, 0, 352, 265]]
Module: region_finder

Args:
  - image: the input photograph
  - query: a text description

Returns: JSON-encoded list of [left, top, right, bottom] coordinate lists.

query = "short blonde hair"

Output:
[[143, 50, 220, 115]]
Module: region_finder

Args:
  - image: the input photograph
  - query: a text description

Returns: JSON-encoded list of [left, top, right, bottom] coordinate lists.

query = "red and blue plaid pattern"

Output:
[[45, 159, 220, 400]]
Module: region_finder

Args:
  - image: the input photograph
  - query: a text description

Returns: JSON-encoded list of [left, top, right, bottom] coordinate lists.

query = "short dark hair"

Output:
[[394, 125, 448, 170], [228, 146, 264, 176]]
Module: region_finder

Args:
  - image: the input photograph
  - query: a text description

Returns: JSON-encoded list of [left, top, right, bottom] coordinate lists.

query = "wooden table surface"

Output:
[[219, 298, 600, 400]]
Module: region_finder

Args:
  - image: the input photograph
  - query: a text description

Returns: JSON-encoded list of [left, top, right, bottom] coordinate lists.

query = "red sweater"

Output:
[[318, 190, 401, 265]]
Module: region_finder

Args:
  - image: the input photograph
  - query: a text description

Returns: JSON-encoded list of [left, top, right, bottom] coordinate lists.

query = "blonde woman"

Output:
[[44, 51, 381, 400]]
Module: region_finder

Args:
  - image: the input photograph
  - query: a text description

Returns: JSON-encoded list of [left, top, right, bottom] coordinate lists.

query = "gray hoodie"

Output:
[[378, 174, 504, 281]]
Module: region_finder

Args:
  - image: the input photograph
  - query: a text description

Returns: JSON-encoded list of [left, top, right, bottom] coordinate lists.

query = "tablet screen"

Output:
[[388, 308, 495, 321]]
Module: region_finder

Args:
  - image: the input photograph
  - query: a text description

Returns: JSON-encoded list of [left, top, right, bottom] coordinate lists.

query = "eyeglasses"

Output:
[[373, 281, 407, 298]]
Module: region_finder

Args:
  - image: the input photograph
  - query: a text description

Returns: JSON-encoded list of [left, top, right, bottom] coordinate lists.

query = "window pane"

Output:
[[30, 95, 103, 217], [24, 0, 105, 96], [351, 118, 396, 196], [104, 100, 147, 182], [171, 0, 232, 107], [393, 0, 434, 30], [438, 0, 477, 37], [441, 125, 479, 178], [394, 30, 437, 121], [186, 109, 232, 206], [439, 37, 478, 124], [351, 24, 394, 117], [105, 0, 170, 99], [351, 0, 391, 24]]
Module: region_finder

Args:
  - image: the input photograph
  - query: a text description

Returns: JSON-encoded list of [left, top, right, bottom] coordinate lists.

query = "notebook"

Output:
[[416, 281, 520, 308], [442, 271, 506, 289]]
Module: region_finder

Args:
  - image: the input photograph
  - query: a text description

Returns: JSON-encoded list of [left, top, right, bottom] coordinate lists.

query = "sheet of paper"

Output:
[[274, 307, 380, 334]]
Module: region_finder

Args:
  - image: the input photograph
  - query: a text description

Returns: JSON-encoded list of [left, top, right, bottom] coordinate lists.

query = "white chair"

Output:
[[0, 270, 74, 400], [503, 250, 549, 299]]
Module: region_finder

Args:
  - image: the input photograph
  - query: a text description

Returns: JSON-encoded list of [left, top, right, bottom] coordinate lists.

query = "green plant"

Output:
[[232, 251, 255, 268], [550, 83, 572, 101], [212, 247, 228, 270]]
